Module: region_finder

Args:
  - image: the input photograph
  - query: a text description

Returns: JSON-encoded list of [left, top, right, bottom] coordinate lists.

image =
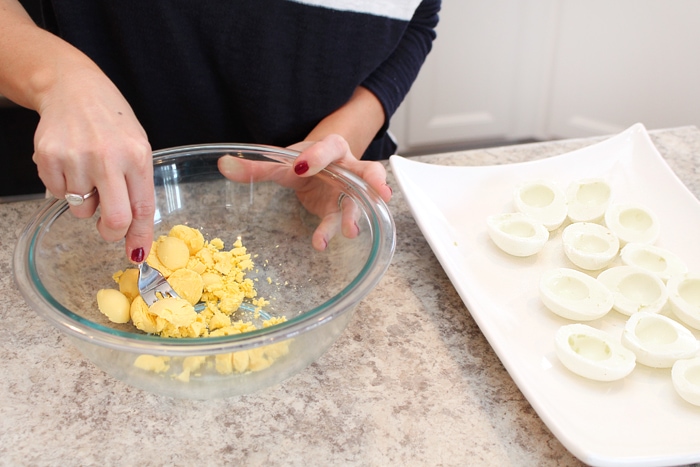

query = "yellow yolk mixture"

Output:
[[96, 224, 289, 381]]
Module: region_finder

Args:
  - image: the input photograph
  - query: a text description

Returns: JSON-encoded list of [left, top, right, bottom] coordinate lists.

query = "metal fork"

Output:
[[138, 261, 181, 306]]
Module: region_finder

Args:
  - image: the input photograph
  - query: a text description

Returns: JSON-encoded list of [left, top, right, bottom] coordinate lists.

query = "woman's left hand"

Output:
[[217, 134, 392, 250]]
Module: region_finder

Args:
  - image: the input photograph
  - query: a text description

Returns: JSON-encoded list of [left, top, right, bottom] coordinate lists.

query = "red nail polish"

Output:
[[294, 161, 309, 175], [131, 247, 145, 263]]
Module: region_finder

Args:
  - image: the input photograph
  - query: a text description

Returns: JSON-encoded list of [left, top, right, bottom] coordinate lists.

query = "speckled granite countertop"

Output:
[[2, 127, 700, 467]]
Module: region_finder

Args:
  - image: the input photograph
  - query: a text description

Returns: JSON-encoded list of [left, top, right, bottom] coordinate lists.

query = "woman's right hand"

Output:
[[0, 0, 156, 263], [31, 66, 156, 263]]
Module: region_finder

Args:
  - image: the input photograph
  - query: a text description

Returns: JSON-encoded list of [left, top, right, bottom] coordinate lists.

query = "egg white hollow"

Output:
[[555, 323, 636, 382], [486, 212, 549, 257], [513, 180, 568, 231], [621, 312, 699, 368], [596, 265, 668, 316], [562, 222, 620, 271], [619, 242, 687, 283], [566, 178, 612, 223], [539, 268, 614, 321], [667, 272, 700, 330], [672, 357, 700, 406], [604, 203, 660, 245]]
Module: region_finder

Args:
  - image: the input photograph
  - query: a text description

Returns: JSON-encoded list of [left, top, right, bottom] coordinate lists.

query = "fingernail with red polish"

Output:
[[131, 247, 145, 263], [294, 161, 309, 175]]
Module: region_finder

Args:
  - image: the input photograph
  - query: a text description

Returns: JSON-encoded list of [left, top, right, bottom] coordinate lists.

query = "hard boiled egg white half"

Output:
[[667, 272, 700, 330], [513, 180, 568, 231], [604, 203, 660, 246], [555, 323, 636, 382], [621, 312, 699, 368], [620, 242, 687, 283], [672, 357, 700, 406], [596, 265, 668, 316], [561, 222, 620, 271], [539, 268, 614, 321], [566, 178, 612, 223], [486, 212, 549, 257]]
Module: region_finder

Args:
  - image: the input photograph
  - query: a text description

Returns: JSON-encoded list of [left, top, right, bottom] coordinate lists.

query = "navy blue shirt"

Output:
[[41, 0, 440, 160]]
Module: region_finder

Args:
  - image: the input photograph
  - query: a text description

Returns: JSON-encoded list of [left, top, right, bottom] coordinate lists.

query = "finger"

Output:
[[342, 158, 393, 203], [218, 155, 286, 183], [339, 195, 361, 239], [33, 145, 93, 211], [95, 175, 133, 243], [32, 150, 66, 198], [123, 162, 155, 263], [291, 135, 350, 176], [312, 211, 342, 251], [293, 136, 393, 203], [33, 140, 102, 217], [87, 136, 153, 247]]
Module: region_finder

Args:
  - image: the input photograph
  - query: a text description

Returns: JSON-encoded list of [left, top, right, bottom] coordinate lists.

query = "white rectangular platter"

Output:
[[390, 124, 700, 467]]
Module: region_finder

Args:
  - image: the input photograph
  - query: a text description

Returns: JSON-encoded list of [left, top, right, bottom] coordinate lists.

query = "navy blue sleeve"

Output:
[[362, 0, 441, 131]]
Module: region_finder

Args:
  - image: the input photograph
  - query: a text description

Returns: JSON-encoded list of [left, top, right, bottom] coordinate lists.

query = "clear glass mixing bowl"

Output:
[[14, 143, 395, 399]]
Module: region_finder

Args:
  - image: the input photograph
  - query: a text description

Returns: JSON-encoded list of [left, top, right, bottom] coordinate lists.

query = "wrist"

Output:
[[306, 86, 385, 159]]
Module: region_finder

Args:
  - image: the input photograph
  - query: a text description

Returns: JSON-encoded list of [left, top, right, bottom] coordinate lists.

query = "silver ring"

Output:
[[65, 187, 98, 206], [337, 192, 347, 210]]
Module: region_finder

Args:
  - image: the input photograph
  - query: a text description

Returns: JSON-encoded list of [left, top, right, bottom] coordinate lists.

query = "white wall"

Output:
[[392, 0, 700, 153]]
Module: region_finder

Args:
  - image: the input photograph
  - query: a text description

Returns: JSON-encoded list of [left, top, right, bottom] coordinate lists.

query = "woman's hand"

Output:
[[32, 67, 156, 263], [0, 1, 156, 262], [218, 134, 392, 250]]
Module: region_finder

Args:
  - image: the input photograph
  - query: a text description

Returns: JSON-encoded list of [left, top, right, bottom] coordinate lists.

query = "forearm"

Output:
[[0, 0, 101, 111], [361, 0, 440, 132], [304, 86, 385, 160]]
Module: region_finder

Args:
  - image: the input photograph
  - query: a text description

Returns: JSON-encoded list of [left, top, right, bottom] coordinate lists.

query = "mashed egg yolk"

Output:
[[98, 224, 279, 337], [95, 225, 289, 380]]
